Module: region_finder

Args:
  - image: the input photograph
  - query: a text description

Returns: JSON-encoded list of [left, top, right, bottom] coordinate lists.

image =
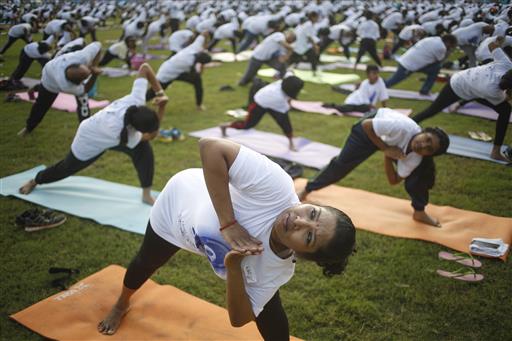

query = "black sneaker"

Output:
[[16, 208, 66, 232]]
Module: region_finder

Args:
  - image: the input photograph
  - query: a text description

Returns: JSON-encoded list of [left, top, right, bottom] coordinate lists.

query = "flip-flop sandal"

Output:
[[438, 251, 482, 268], [437, 268, 484, 282], [477, 131, 493, 142], [468, 131, 483, 141]]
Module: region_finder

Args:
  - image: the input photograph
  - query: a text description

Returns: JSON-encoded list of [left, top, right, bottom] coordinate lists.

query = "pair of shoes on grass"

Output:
[[15, 208, 66, 232], [437, 251, 483, 282], [468, 131, 493, 142]]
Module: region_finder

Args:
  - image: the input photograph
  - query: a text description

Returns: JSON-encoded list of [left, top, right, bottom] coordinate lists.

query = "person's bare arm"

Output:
[[199, 138, 263, 255], [384, 155, 403, 185], [224, 251, 255, 327], [488, 35, 504, 52], [83, 66, 102, 93], [138, 63, 163, 94], [361, 119, 405, 159]]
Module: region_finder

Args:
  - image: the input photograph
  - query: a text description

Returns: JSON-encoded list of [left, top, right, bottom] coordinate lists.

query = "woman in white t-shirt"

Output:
[[221, 75, 304, 151], [413, 40, 512, 162], [299, 108, 451, 227], [19, 64, 168, 205], [98, 138, 356, 339]]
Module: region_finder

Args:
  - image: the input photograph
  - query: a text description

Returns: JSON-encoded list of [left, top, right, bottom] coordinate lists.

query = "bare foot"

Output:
[[413, 210, 441, 227], [142, 194, 155, 206], [219, 124, 228, 137], [490, 149, 511, 163], [17, 127, 29, 137], [98, 303, 130, 335], [19, 179, 37, 194]]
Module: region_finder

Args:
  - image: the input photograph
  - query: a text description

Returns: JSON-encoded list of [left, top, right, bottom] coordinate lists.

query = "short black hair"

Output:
[[424, 127, 450, 156], [499, 69, 512, 90], [441, 34, 457, 47], [366, 64, 379, 74]]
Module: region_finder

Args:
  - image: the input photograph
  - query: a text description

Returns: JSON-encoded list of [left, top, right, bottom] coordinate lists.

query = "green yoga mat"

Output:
[[257, 68, 360, 85]]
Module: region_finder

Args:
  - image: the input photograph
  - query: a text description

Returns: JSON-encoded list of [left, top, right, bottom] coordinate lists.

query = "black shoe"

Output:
[[16, 208, 66, 232]]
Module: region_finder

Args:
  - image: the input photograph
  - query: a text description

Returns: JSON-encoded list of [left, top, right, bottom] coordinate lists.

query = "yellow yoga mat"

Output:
[[11, 265, 303, 341], [294, 179, 512, 260]]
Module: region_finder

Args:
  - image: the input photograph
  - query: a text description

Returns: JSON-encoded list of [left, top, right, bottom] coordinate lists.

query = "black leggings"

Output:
[[288, 48, 319, 72], [35, 142, 154, 188], [413, 82, 511, 146], [11, 49, 48, 80], [125, 222, 290, 341], [355, 38, 382, 67], [146, 73, 203, 106], [0, 35, 30, 54], [229, 102, 293, 137], [25, 84, 91, 132]]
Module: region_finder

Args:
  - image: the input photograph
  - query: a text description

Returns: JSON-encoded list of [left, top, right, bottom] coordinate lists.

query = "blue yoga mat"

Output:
[[0, 166, 158, 234], [447, 135, 509, 165]]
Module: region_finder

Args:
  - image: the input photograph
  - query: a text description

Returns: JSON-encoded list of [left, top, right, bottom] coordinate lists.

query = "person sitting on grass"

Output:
[[323, 65, 388, 114], [298, 108, 450, 227], [220, 75, 304, 151], [19, 63, 168, 206], [98, 138, 356, 339]]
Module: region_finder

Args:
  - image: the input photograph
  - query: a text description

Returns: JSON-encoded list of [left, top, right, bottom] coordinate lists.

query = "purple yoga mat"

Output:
[[17, 92, 110, 113], [189, 127, 341, 169], [290, 100, 413, 118], [443, 102, 512, 123]]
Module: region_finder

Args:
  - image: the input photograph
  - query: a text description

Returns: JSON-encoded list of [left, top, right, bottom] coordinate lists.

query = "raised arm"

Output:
[[361, 119, 405, 160], [138, 63, 167, 120], [224, 251, 255, 327], [199, 138, 263, 255]]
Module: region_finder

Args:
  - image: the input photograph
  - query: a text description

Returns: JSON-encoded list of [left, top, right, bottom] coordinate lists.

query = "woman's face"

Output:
[[411, 132, 440, 156], [273, 204, 337, 254]]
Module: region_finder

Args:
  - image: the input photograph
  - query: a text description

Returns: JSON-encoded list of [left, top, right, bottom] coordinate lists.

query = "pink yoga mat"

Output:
[[290, 100, 412, 118], [17, 92, 110, 113]]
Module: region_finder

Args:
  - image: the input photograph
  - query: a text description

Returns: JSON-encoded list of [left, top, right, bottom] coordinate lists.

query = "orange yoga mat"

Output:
[[11, 265, 303, 341], [294, 179, 512, 260]]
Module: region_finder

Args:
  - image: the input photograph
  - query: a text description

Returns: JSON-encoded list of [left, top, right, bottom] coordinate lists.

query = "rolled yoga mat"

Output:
[[257, 68, 360, 85], [16, 92, 110, 113], [100, 67, 138, 78], [294, 179, 512, 260], [10, 264, 303, 340]]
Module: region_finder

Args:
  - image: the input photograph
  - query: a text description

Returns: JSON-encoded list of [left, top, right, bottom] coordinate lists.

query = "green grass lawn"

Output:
[[1, 24, 511, 341]]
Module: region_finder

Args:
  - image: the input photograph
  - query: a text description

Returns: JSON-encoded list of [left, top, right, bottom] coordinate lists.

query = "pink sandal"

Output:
[[436, 268, 484, 282], [438, 251, 482, 268]]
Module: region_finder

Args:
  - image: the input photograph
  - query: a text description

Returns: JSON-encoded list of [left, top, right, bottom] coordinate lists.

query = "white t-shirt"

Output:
[[451, 48, 512, 105], [213, 22, 239, 40], [71, 78, 147, 161], [345, 78, 389, 106], [196, 17, 217, 33], [42, 42, 101, 95], [254, 80, 290, 113], [372, 108, 422, 178], [328, 23, 351, 42], [246, 15, 272, 35], [357, 19, 380, 40], [157, 35, 204, 83], [452, 22, 488, 46], [381, 12, 403, 31], [399, 24, 424, 41], [44, 19, 67, 35], [168, 29, 194, 52], [475, 36, 512, 62], [252, 32, 285, 61], [150, 146, 298, 316], [108, 41, 129, 59], [8, 23, 31, 38], [24, 42, 51, 59], [55, 37, 85, 57], [293, 21, 316, 54], [398, 37, 446, 71]]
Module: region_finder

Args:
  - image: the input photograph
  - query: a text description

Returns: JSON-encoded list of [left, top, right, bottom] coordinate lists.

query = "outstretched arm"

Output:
[[225, 251, 255, 327], [199, 138, 263, 255]]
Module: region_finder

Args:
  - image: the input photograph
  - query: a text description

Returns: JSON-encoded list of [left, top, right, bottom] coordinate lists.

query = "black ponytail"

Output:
[[120, 105, 138, 146]]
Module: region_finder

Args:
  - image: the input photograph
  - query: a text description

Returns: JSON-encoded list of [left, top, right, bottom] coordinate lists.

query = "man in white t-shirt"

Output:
[[385, 34, 458, 95], [98, 138, 356, 338], [147, 33, 211, 111], [19, 63, 168, 205], [6, 38, 52, 89], [452, 22, 494, 68], [392, 24, 426, 54], [238, 31, 296, 86], [413, 41, 512, 162], [0, 22, 36, 55], [288, 11, 321, 74], [475, 34, 512, 64], [236, 14, 280, 53], [318, 23, 355, 61], [299, 108, 451, 227], [168, 29, 195, 55], [207, 20, 243, 55], [323, 65, 388, 114], [99, 36, 137, 68], [18, 42, 103, 137], [223, 75, 304, 151]]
